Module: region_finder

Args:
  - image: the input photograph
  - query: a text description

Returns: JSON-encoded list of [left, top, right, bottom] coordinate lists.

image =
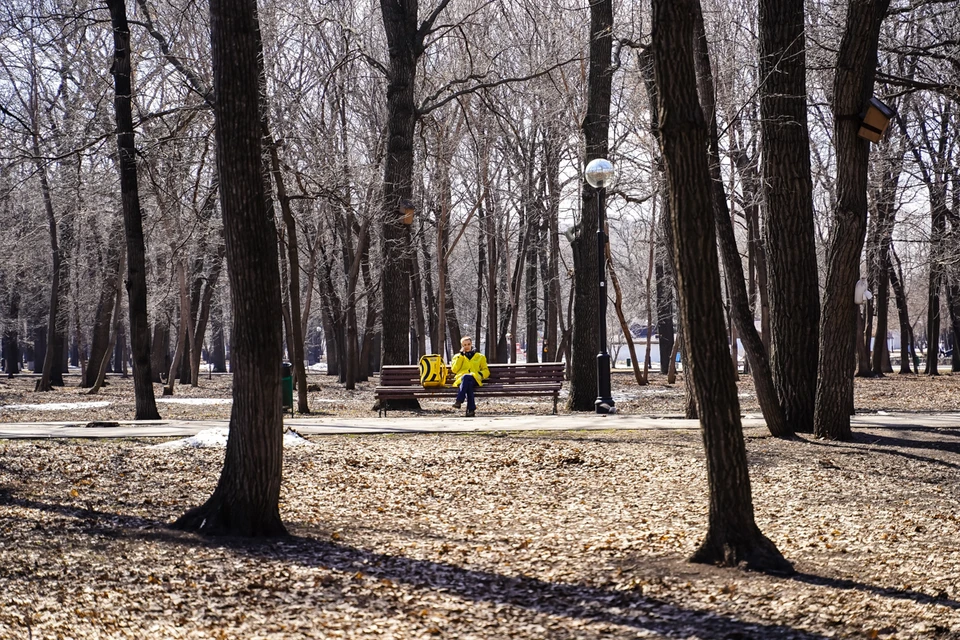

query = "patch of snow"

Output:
[[156, 398, 232, 405], [151, 428, 314, 449], [2, 401, 111, 411]]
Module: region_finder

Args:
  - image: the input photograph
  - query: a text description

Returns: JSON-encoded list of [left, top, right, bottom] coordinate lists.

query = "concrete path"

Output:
[[1, 412, 959, 439]]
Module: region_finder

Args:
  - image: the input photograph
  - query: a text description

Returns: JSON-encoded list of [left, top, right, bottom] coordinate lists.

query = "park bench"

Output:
[[374, 362, 565, 416]]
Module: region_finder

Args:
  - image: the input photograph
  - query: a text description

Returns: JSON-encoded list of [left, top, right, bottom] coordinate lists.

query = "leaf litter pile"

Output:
[[0, 373, 960, 638]]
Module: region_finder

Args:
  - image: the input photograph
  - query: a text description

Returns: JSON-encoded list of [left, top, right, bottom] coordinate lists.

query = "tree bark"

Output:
[[889, 246, 914, 373], [82, 219, 124, 388], [32, 145, 61, 393], [3, 280, 21, 377], [107, 0, 160, 419], [693, 4, 790, 438], [568, 0, 612, 410], [174, 0, 285, 537], [379, 0, 443, 366], [759, 0, 819, 433], [651, 0, 791, 573], [814, 0, 891, 441], [89, 251, 126, 395], [543, 128, 561, 362], [269, 143, 309, 411]]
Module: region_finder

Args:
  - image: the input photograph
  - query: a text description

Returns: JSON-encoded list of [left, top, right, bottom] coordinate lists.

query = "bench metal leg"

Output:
[[553, 393, 558, 415]]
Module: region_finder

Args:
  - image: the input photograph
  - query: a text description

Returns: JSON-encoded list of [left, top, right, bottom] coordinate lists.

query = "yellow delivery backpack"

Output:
[[418, 354, 448, 388]]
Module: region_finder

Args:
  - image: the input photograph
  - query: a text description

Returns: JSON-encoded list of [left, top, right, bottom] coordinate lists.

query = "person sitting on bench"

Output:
[[450, 336, 489, 417]]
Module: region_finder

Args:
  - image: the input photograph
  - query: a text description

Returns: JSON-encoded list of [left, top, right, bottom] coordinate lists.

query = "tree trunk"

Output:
[[211, 297, 227, 373], [568, 0, 612, 410], [32, 151, 61, 393], [485, 179, 499, 362], [378, 0, 434, 367], [693, 5, 790, 438], [640, 50, 675, 377], [89, 251, 126, 395], [759, 0, 819, 434], [151, 322, 170, 383], [82, 221, 124, 387], [606, 237, 645, 385], [3, 283, 21, 377], [269, 143, 309, 411], [888, 247, 914, 373], [814, 0, 891, 441], [174, 0, 286, 537], [108, 0, 160, 419], [189, 244, 224, 386], [163, 263, 190, 396], [651, 0, 791, 573], [544, 129, 561, 363]]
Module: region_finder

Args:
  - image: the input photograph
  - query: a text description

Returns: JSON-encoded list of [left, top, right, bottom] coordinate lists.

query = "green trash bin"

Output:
[[281, 362, 294, 415]]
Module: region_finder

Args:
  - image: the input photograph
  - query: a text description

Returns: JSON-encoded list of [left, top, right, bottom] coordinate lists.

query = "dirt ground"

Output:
[[4, 367, 960, 422], [1, 372, 959, 638]]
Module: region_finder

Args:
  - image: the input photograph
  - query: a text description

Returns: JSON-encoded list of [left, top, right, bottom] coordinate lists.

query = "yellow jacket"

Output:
[[450, 350, 490, 386]]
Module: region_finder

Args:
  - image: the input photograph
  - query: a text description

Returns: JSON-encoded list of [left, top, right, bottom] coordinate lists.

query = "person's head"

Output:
[[461, 336, 473, 352]]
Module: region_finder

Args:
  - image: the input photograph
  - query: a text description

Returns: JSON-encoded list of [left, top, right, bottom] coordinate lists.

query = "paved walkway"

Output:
[[2, 412, 959, 439]]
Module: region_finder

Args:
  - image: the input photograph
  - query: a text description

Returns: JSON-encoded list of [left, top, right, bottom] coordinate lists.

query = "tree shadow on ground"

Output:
[[804, 430, 960, 471], [788, 571, 959, 610], [1, 491, 827, 639]]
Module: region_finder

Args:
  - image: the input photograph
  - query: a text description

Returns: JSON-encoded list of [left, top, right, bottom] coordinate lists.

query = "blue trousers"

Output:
[[456, 375, 477, 411]]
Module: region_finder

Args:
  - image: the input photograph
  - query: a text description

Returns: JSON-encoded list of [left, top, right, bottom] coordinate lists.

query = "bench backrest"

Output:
[[380, 362, 564, 388]]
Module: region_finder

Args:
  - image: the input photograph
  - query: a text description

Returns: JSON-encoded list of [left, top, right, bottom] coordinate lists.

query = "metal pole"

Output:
[[595, 187, 614, 413]]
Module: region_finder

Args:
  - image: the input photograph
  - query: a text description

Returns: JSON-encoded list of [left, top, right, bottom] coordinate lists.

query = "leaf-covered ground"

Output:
[[1, 372, 960, 638], [1, 422, 959, 638]]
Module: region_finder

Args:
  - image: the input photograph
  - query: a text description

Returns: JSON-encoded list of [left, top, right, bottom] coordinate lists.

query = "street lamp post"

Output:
[[585, 158, 616, 414]]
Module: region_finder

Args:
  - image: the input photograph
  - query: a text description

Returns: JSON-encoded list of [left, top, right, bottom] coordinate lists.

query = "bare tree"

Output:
[[814, 0, 891, 441], [174, 0, 286, 536], [651, 0, 792, 573]]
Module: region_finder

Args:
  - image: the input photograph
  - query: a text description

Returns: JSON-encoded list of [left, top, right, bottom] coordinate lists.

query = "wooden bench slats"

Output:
[[375, 363, 564, 415]]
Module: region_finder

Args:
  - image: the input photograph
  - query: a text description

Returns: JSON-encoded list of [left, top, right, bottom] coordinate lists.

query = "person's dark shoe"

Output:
[[452, 401, 462, 409], [466, 410, 475, 417]]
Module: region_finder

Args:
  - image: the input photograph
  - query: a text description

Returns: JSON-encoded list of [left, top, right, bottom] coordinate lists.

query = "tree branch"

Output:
[[418, 55, 582, 116]]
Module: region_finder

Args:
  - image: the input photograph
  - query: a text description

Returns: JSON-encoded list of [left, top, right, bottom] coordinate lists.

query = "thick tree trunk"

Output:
[[693, 5, 790, 438], [174, 0, 286, 537], [378, 0, 431, 367], [108, 0, 160, 419], [759, 0, 819, 434], [568, 0, 612, 410], [652, 0, 791, 573], [814, 0, 891, 441]]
